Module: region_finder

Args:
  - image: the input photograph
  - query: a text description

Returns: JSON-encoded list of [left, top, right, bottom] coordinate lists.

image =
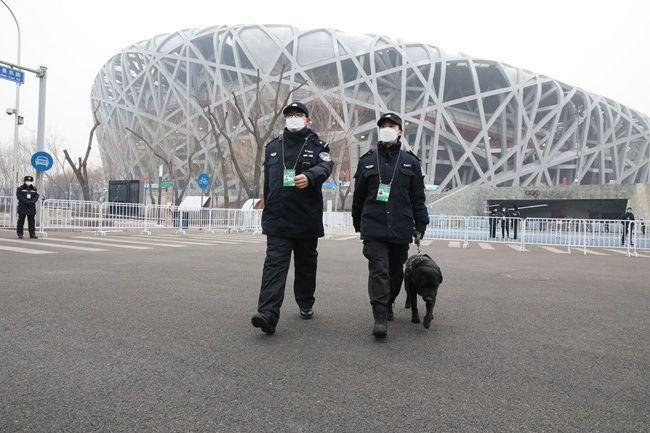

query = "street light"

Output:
[[1, 0, 21, 226]]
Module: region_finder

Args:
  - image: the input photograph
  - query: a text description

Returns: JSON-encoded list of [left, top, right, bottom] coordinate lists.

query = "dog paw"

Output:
[[423, 315, 432, 329], [411, 316, 420, 324]]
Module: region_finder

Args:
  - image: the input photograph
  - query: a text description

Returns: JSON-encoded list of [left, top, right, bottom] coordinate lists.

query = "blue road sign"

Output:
[[196, 172, 210, 190], [0, 67, 25, 84], [31, 151, 54, 172]]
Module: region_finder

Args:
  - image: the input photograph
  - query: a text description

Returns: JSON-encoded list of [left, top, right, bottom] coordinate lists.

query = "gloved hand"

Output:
[[353, 219, 360, 233], [413, 230, 422, 244]]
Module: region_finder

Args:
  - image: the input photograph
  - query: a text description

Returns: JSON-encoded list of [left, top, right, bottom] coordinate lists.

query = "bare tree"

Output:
[[308, 99, 359, 210], [63, 106, 100, 201], [229, 65, 305, 198], [125, 127, 207, 205]]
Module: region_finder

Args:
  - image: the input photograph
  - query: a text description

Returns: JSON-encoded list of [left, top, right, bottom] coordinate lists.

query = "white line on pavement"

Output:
[[0, 238, 106, 252], [0, 244, 54, 254], [448, 241, 461, 248], [74, 236, 186, 248], [420, 240, 432, 246], [507, 244, 528, 252], [478, 242, 495, 250], [538, 246, 571, 254], [582, 248, 609, 256], [44, 238, 151, 250]]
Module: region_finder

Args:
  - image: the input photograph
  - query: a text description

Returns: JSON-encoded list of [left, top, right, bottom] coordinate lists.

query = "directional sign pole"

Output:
[[35, 67, 47, 231]]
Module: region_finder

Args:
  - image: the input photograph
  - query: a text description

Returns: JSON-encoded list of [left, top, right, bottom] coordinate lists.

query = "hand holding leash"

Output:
[[414, 230, 422, 254]]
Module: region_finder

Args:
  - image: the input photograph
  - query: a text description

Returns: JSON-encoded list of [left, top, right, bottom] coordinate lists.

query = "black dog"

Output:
[[403, 253, 443, 329]]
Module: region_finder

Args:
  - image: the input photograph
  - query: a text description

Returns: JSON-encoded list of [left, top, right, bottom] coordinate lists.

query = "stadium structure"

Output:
[[91, 24, 650, 198]]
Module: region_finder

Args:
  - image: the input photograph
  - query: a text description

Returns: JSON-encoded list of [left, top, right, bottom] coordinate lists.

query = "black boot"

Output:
[[372, 306, 388, 338], [387, 304, 394, 321]]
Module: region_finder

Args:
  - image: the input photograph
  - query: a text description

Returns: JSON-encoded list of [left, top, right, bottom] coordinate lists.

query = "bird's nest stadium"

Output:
[[91, 24, 650, 198]]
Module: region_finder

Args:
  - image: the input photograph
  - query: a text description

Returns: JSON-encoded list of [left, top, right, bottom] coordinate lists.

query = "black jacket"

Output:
[[16, 183, 39, 216], [622, 211, 635, 229], [262, 128, 333, 238], [352, 141, 429, 244]]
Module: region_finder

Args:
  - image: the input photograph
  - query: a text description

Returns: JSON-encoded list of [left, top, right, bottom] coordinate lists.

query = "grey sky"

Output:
[[1, 0, 648, 164]]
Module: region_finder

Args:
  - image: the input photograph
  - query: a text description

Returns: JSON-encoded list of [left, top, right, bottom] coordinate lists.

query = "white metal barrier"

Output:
[[323, 211, 356, 238], [0, 195, 11, 229], [465, 216, 524, 249], [425, 215, 467, 244], [39, 199, 102, 235], [25, 198, 650, 258]]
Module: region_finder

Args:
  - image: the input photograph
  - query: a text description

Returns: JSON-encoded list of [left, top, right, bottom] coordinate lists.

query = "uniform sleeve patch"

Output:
[[319, 152, 331, 162], [403, 163, 412, 168]]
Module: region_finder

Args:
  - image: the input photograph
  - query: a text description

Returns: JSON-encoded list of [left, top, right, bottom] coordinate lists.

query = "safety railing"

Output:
[[465, 216, 525, 249], [424, 215, 468, 244], [39, 199, 102, 235], [0, 195, 12, 228], [28, 198, 650, 258]]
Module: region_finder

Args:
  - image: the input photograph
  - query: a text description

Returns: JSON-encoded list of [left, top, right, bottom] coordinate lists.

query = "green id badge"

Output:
[[376, 183, 391, 202], [283, 169, 296, 187]]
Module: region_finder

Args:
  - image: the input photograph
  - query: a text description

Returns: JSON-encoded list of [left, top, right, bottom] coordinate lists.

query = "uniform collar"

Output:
[[377, 140, 402, 156], [283, 127, 312, 144]]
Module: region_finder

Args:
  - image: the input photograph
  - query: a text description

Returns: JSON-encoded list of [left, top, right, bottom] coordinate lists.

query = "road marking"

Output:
[[131, 235, 216, 246], [583, 248, 609, 256], [420, 240, 432, 246], [0, 238, 106, 252], [45, 238, 151, 250], [605, 249, 650, 258], [538, 246, 571, 254], [150, 234, 253, 244], [0, 244, 54, 254], [74, 236, 186, 248], [507, 244, 528, 252], [478, 242, 495, 250], [334, 235, 359, 240], [448, 241, 461, 248]]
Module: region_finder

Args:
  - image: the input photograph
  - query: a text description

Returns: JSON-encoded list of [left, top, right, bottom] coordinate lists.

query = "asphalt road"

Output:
[[1, 230, 648, 433]]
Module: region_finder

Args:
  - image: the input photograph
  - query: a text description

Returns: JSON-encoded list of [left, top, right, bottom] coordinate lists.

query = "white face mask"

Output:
[[25, 181, 33, 186], [378, 127, 399, 144], [286, 116, 306, 132]]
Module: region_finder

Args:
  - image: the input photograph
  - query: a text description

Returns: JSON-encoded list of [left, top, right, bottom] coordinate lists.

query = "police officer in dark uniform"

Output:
[[251, 102, 334, 335], [510, 205, 521, 240], [621, 207, 635, 246], [498, 207, 510, 239], [352, 113, 429, 338], [489, 207, 498, 238], [16, 175, 39, 239]]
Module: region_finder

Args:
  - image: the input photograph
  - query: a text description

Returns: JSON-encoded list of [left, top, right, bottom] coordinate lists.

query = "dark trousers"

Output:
[[17, 214, 36, 237], [511, 220, 518, 240], [621, 224, 634, 245], [489, 218, 497, 238], [257, 236, 318, 321], [501, 218, 509, 238], [362, 240, 409, 308]]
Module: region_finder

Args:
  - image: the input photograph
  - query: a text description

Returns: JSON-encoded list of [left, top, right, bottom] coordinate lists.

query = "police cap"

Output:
[[377, 112, 403, 129], [282, 101, 309, 117]]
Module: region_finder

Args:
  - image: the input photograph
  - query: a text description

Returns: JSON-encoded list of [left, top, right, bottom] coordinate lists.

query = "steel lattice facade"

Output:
[[91, 24, 650, 193]]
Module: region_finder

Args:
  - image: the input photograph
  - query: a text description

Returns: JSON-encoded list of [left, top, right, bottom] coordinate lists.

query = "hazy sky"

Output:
[[1, 0, 648, 165]]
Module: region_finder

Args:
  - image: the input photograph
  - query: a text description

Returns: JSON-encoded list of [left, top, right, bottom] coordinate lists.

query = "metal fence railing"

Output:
[[12, 198, 649, 257], [0, 196, 12, 229]]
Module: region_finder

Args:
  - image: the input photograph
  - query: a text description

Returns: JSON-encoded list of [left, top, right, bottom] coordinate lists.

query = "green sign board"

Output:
[[159, 180, 174, 188]]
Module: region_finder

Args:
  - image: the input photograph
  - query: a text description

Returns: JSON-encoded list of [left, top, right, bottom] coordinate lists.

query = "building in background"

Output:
[[91, 24, 650, 203]]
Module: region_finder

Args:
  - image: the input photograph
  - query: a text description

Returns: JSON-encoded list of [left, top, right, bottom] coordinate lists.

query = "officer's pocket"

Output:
[[363, 168, 378, 178], [399, 167, 415, 177], [266, 157, 282, 184]]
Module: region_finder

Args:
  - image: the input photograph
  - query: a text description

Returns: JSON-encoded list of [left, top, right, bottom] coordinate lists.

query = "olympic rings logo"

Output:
[[525, 189, 541, 197]]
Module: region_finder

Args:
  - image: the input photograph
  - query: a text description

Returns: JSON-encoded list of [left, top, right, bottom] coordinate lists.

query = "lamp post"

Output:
[[1, 0, 21, 225]]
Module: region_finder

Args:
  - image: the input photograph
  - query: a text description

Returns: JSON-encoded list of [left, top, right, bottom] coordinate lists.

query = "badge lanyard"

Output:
[[375, 150, 400, 202], [282, 137, 309, 187]]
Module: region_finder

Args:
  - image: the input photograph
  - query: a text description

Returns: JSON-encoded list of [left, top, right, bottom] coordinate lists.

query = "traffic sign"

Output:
[[0, 66, 25, 84], [196, 172, 210, 190], [31, 151, 54, 172], [159, 180, 174, 188]]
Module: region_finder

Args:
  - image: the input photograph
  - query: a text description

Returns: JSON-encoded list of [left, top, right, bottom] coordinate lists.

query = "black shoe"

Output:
[[372, 306, 388, 338], [17, 235, 23, 239], [299, 307, 314, 320], [251, 312, 276, 334], [30, 236, 38, 239], [387, 305, 394, 321], [372, 319, 387, 338]]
